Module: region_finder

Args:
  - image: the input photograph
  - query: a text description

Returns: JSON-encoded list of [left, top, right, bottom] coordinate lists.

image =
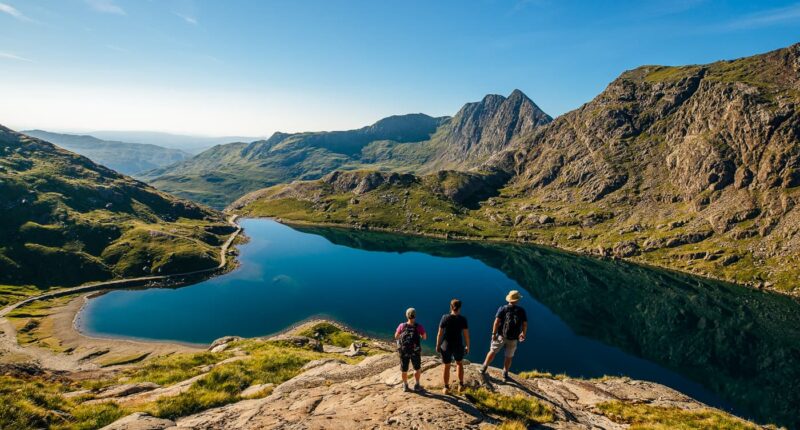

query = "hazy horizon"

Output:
[[1, 0, 799, 136]]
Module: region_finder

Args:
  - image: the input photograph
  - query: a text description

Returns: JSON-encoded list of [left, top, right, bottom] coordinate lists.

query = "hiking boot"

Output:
[[442, 387, 450, 395], [457, 383, 466, 392], [402, 383, 409, 392], [502, 371, 510, 381], [414, 383, 423, 392], [479, 365, 488, 374]]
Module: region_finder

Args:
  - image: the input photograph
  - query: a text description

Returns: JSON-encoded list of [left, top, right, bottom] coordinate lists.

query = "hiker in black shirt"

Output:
[[480, 290, 527, 381], [436, 299, 470, 394]]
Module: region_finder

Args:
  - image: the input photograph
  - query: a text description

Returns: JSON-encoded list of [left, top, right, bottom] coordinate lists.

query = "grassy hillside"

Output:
[[0, 125, 233, 303], [22, 130, 190, 175], [232, 44, 800, 294]]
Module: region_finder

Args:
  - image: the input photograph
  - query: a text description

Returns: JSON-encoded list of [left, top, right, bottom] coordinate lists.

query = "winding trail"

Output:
[[0, 215, 243, 369]]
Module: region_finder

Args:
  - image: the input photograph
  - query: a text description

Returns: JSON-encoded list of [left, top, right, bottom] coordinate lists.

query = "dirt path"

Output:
[[0, 215, 242, 370]]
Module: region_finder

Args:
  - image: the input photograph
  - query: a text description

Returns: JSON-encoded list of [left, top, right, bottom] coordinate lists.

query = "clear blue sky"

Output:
[[1, 0, 798, 136]]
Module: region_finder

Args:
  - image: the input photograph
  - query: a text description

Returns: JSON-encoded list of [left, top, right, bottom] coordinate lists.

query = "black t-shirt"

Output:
[[496, 304, 528, 340], [439, 313, 468, 349]]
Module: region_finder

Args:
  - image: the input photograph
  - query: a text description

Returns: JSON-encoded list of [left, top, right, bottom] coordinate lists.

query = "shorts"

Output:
[[399, 351, 421, 372], [440, 345, 465, 364], [489, 337, 519, 358]]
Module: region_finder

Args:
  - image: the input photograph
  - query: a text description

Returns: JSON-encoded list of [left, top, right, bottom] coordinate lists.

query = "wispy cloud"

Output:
[[0, 2, 33, 22], [0, 51, 33, 62], [720, 2, 800, 30], [85, 0, 126, 15], [105, 44, 129, 53], [175, 12, 197, 25]]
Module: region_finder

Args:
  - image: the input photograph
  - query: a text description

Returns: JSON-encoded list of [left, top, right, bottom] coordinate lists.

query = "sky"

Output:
[[0, 0, 799, 137]]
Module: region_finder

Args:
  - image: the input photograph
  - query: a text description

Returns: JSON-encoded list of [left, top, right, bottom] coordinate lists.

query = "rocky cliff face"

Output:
[[423, 89, 552, 172], [234, 43, 800, 293]]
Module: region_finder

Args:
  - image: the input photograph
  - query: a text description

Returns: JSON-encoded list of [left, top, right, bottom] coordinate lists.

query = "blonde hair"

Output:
[[405, 308, 416, 319]]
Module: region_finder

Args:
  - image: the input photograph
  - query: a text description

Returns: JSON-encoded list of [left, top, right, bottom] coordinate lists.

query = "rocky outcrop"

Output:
[[323, 171, 418, 195], [102, 354, 737, 430]]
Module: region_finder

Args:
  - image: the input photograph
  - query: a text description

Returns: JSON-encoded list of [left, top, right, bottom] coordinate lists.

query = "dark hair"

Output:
[[450, 299, 462, 311]]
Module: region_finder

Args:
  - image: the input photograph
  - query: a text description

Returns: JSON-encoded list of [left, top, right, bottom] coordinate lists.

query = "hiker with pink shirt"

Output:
[[395, 307, 427, 392]]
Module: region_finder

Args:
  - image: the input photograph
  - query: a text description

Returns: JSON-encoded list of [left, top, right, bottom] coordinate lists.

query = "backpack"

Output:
[[397, 323, 420, 354], [501, 306, 522, 340]]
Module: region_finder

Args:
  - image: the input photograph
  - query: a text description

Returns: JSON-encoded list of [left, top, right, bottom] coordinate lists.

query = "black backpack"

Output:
[[501, 306, 522, 340], [397, 323, 420, 354]]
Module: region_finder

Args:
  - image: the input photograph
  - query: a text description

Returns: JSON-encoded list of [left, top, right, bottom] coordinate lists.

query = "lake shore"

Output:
[[265, 216, 798, 299]]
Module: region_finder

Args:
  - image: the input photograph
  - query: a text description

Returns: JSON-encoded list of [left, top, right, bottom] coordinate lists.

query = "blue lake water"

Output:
[[78, 219, 800, 427]]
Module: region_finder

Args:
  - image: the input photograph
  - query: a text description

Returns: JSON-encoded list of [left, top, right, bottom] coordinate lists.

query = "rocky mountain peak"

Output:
[[422, 90, 552, 171]]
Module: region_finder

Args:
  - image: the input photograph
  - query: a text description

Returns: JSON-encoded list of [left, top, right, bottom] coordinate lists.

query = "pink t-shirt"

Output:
[[396, 322, 426, 337]]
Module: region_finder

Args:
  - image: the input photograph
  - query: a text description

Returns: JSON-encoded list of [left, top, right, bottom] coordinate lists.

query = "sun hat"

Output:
[[506, 290, 522, 303], [406, 308, 416, 319]]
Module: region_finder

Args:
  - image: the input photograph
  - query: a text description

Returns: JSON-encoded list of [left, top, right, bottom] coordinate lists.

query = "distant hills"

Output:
[[88, 130, 261, 154], [144, 90, 550, 208], [233, 43, 800, 294], [22, 130, 191, 176], [0, 125, 232, 291]]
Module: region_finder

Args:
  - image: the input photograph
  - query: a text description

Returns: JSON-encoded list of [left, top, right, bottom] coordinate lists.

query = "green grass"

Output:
[[596, 401, 760, 430], [518, 370, 568, 380], [297, 322, 360, 348], [464, 388, 554, 425], [124, 352, 230, 386], [0, 284, 45, 307], [0, 375, 125, 430], [144, 339, 338, 419]]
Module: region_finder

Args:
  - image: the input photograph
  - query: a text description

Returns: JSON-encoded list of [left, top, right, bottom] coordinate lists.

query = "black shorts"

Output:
[[440, 345, 465, 364], [399, 351, 421, 372]]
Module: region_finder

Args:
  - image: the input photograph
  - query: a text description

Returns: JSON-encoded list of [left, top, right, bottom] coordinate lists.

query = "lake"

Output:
[[78, 219, 800, 427]]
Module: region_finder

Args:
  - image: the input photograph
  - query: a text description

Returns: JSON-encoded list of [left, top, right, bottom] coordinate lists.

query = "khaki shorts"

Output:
[[490, 337, 518, 358]]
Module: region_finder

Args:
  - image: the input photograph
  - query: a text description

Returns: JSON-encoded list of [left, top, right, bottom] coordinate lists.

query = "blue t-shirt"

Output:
[[496, 304, 527, 340]]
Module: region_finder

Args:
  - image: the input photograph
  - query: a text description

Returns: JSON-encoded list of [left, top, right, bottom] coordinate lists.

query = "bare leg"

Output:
[[503, 356, 513, 373], [483, 350, 497, 368], [414, 369, 421, 385], [402, 371, 408, 385], [443, 363, 451, 388], [456, 361, 464, 385]]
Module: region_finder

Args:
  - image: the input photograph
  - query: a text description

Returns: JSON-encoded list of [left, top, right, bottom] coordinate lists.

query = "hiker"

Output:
[[480, 290, 527, 381], [395, 307, 427, 392], [436, 299, 470, 394]]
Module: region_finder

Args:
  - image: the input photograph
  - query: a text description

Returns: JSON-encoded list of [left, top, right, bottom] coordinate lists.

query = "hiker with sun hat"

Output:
[[480, 290, 528, 381]]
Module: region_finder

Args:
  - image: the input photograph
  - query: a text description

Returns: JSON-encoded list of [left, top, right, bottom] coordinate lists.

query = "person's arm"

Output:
[[491, 317, 501, 339], [463, 327, 470, 353], [420, 325, 428, 340], [519, 321, 528, 342], [436, 327, 443, 352], [394, 323, 403, 340]]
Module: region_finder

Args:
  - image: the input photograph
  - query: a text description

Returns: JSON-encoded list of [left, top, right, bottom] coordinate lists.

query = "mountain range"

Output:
[[22, 130, 191, 176], [143, 90, 551, 209], [0, 126, 232, 293], [232, 43, 800, 294]]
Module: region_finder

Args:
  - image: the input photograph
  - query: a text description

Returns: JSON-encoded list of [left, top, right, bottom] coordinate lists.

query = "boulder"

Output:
[[95, 383, 160, 399], [100, 412, 175, 430]]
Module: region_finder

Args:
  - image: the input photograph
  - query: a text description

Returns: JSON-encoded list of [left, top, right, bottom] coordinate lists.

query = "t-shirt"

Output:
[[439, 314, 468, 349], [395, 322, 426, 345], [495, 304, 528, 340]]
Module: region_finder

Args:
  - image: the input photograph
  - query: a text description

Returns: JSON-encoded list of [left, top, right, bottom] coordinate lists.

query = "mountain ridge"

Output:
[[232, 43, 800, 294], [144, 90, 549, 208], [21, 129, 191, 175]]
